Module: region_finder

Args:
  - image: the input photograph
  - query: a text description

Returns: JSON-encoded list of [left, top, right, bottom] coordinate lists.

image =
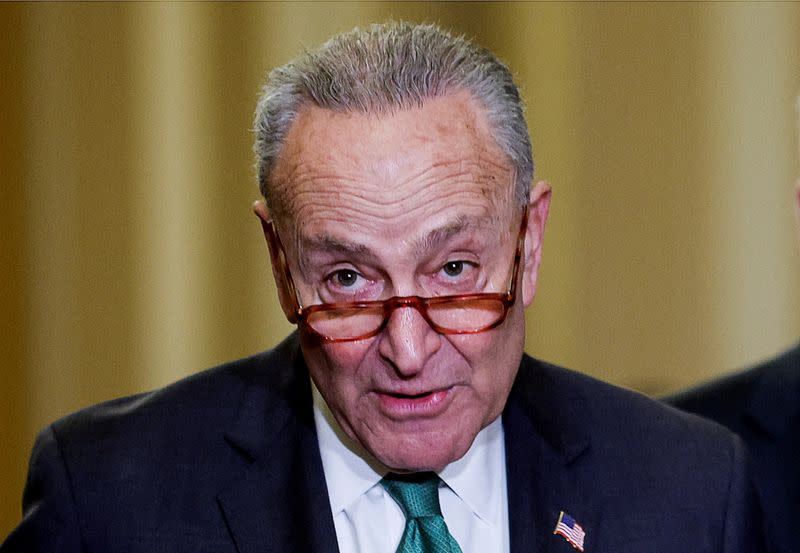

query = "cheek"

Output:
[[448, 314, 524, 367], [323, 341, 372, 372], [304, 338, 375, 401], [447, 318, 524, 396]]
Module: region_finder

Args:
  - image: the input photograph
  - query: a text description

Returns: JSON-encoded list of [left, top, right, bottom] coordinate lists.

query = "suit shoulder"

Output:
[[52, 352, 251, 438], [514, 356, 752, 524], [47, 336, 299, 460], [516, 355, 741, 455], [663, 343, 800, 424]]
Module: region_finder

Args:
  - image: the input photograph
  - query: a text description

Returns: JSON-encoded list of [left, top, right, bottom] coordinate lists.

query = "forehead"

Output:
[[270, 90, 516, 237]]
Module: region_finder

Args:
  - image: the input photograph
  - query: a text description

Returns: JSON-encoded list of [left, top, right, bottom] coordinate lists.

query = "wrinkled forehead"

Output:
[[269, 91, 517, 231]]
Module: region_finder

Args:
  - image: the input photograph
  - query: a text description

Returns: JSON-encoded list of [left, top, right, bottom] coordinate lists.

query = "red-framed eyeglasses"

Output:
[[260, 206, 528, 343]]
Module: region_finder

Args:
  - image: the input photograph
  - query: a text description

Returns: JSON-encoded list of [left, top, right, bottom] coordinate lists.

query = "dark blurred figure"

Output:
[[667, 347, 799, 553], [666, 99, 800, 553]]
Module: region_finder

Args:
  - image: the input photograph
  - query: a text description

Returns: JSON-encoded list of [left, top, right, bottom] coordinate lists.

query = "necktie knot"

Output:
[[380, 472, 463, 553], [381, 472, 443, 518]]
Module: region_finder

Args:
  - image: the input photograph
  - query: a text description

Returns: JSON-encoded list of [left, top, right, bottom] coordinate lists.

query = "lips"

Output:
[[374, 386, 455, 418], [387, 390, 437, 399]]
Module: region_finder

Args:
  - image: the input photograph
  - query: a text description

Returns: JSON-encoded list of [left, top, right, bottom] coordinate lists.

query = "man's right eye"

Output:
[[320, 267, 383, 302]]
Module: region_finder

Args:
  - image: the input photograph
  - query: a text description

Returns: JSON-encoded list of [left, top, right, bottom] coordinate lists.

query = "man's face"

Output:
[[263, 90, 550, 472]]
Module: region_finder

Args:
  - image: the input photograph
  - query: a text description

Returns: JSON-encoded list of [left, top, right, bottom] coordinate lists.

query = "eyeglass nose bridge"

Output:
[[380, 295, 436, 328], [307, 295, 438, 344]]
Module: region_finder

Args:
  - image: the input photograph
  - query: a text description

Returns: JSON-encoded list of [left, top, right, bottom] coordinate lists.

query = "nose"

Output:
[[377, 305, 441, 377]]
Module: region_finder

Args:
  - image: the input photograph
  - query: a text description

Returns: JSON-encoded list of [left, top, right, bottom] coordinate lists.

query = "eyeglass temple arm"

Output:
[[508, 204, 529, 298], [258, 217, 302, 324]]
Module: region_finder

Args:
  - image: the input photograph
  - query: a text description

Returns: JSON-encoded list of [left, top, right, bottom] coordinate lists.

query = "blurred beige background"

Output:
[[2, 1, 799, 537]]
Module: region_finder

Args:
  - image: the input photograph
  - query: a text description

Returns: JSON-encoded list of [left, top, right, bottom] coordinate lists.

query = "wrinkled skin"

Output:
[[255, 90, 551, 472]]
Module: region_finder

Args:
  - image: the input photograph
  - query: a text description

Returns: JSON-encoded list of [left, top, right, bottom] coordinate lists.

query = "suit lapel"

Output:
[[217, 335, 339, 553], [504, 356, 592, 553]]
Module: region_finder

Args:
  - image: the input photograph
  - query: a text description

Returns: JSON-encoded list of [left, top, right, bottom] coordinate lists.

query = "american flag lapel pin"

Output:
[[553, 510, 586, 551]]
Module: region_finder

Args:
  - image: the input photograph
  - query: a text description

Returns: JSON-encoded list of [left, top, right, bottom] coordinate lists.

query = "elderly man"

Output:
[[3, 22, 764, 553]]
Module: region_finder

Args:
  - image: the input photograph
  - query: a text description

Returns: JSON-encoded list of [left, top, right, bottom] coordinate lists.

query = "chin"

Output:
[[368, 431, 474, 473]]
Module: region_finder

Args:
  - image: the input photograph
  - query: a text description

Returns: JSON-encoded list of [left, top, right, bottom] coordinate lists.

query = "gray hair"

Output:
[[254, 21, 533, 211]]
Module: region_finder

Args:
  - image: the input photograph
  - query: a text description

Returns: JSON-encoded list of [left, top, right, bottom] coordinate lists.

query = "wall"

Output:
[[2, 2, 799, 537]]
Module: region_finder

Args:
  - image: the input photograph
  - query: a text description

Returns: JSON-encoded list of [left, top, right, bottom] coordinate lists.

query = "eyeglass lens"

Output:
[[305, 296, 508, 341]]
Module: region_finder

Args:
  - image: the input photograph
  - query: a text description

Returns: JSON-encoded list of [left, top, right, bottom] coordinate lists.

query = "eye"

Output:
[[333, 269, 360, 288], [442, 261, 464, 277], [320, 266, 380, 301], [435, 259, 480, 290]]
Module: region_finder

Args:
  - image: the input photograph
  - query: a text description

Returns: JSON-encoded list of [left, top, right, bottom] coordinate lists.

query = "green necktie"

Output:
[[380, 472, 464, 553]]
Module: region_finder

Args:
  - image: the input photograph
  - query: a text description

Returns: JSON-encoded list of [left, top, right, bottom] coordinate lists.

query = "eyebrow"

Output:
[[296, 216, 492, 274], [410, 216, 489, 253], [297, 236, 372, 274]]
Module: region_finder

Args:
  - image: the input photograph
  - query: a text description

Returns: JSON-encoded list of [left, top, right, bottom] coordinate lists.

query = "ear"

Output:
[[521, 180, 552, 307], [252, 200, 299, 323]]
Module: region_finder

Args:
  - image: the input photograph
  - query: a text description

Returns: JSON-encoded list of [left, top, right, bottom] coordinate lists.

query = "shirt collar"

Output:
[[312, 378, 506, 525], [439, 416, 505, 525], [312, 379, 388, 515]]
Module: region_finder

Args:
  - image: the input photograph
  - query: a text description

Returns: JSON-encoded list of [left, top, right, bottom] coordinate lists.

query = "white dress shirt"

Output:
[[312, 382, 510, 553]]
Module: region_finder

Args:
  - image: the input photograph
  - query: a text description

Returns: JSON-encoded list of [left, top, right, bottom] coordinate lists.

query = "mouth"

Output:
[[374, 386, 455, 418], [387, 390, 437, 399]]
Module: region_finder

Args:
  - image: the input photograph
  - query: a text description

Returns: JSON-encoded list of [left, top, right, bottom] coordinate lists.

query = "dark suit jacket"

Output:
[[666, 344, 800, 553], [3, 334, 765, 552]]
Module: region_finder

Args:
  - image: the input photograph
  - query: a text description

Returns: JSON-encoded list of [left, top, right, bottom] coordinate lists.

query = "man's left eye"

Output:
[[333, 269, 360, 287], [442, 261, 465, 277]]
